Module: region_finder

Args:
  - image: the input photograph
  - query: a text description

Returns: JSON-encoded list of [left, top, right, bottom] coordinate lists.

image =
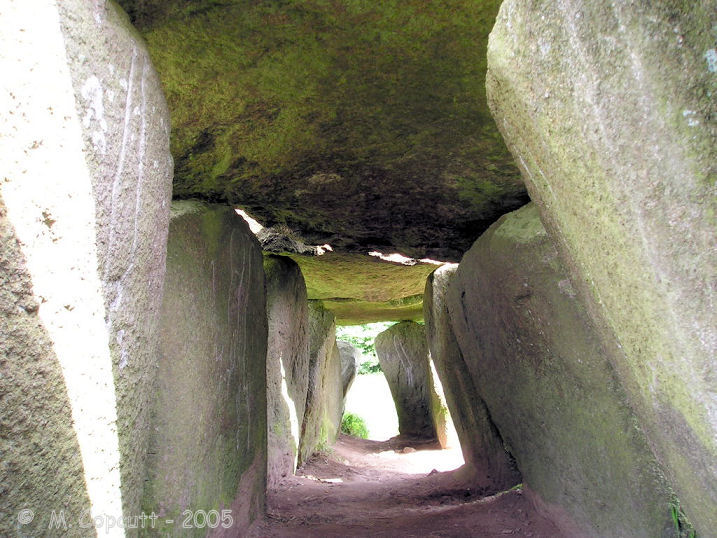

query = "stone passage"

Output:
[[144, 202, 267, 535], [2, 1, 714, 536], [487, 2, 716, 532], [448, 203, 675, 537], [375, 321, 445, 442], [265, 255, 310, 487], [424, 265, 521, 492]]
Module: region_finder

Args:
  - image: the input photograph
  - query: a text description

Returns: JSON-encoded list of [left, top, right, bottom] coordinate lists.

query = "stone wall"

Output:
[[424, 266, 521, 491], [264, 255, 310, 488], [486, 2, 716, 532], [144, 202, 267, 536], [448, 204, 675, 537], [0, 0, 172, 533], [298, 301, 343, 465]]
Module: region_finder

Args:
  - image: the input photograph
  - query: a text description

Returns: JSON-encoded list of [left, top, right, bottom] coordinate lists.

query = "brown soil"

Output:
[[247, 435, 566, 537]]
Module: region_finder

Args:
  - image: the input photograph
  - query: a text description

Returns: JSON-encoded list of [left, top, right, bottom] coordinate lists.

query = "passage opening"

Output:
[[337, 322, 464, 475]]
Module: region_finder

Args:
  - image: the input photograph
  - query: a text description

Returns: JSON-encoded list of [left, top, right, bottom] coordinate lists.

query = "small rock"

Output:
[[402, 446, 416, 453]]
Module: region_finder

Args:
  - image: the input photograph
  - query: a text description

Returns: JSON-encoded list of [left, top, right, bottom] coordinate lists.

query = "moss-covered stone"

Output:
[[298, 301, 343, 465], [424, 265, 521, 491], [448, 204, 676, 537], [264, 255, 310, 487], [144, 202, 267, 535], [487, 2, 716, 532], [286, 252, 436, 324], [116, 0, 527, 259]]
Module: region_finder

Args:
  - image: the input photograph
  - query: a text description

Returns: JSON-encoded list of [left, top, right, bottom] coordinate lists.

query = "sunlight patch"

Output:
[[368, 251, 445, 266], [235, 208, 265, 234]]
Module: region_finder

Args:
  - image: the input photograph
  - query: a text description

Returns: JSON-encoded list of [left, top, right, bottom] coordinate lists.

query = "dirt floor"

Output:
[[247, 435, 565, 537]]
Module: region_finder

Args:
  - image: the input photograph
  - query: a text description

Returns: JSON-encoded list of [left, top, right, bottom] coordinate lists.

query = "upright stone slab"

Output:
[[145, 202, 267, 535], [448, 204, 675, 537], [337, 341, 359, 403], [0, 0, 172, 532], [424, 265, 521, 491], [486, 3, 716, 531], [264, 255, 310, 488], [298, 301, 343, 465], [375, 322, 442, 440]]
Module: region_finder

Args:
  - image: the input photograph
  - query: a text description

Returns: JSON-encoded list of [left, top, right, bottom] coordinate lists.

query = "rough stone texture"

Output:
[[486, 2, 716, 532], [337, 341, 360, 403], [448, 204, 675, 537], [116, 0, 528, 260], [427, 361, 449, 450], [298, 301, 343, 466], [424, 265, 521, 491], [264, 255, 310, 488], [290, 252, 435, 325], [144, 202, 267, 536], [1, 0, 172, 532], [375, 322, 442, 440], [0, 198, 93, 535]]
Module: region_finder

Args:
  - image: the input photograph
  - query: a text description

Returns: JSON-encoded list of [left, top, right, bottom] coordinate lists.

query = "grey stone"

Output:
[[0, 0, 172, 531], [424, 265, 521, 491], [264, 255, 310, 487], [375, 322, 443, 440], [298, 301, 343, 465], [145, 202, 267, 535], [487, 2, 716, 532], [337, 341, 360, 403], [447, 204, 675, 537]]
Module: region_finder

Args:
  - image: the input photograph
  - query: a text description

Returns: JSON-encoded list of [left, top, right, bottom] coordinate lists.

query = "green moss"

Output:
[[124, 0, 526, 256], [323, 298, 424, 326], [341, 412, 369, 438], [288, 253, 436, 302], [280, 252, 436, 323]]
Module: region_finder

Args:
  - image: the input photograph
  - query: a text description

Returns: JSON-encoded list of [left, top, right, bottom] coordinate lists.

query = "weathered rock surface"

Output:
[[145, 202, 267, 535], [0, 0, 172, 531], [115, 0, 527, 260], [375, 322, 443, 440], [448, 204, 675, 537], [486, 3, 716, 532], [264, 255, 310, 488], [290, 252, 435, 325], [298, 301, 344, 465], [337, 341, 360, 403], [424, 265, 521, 491]]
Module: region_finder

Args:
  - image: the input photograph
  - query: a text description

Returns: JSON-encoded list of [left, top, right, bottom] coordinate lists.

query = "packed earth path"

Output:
[[247, 435, 565, 537]]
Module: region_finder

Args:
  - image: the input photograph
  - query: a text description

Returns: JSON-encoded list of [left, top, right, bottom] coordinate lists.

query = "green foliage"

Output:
[[337, 322, 396, 374], [358, 360, 382, 375], [670, 500, 697, 538], [340, 412, 369, 439]]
